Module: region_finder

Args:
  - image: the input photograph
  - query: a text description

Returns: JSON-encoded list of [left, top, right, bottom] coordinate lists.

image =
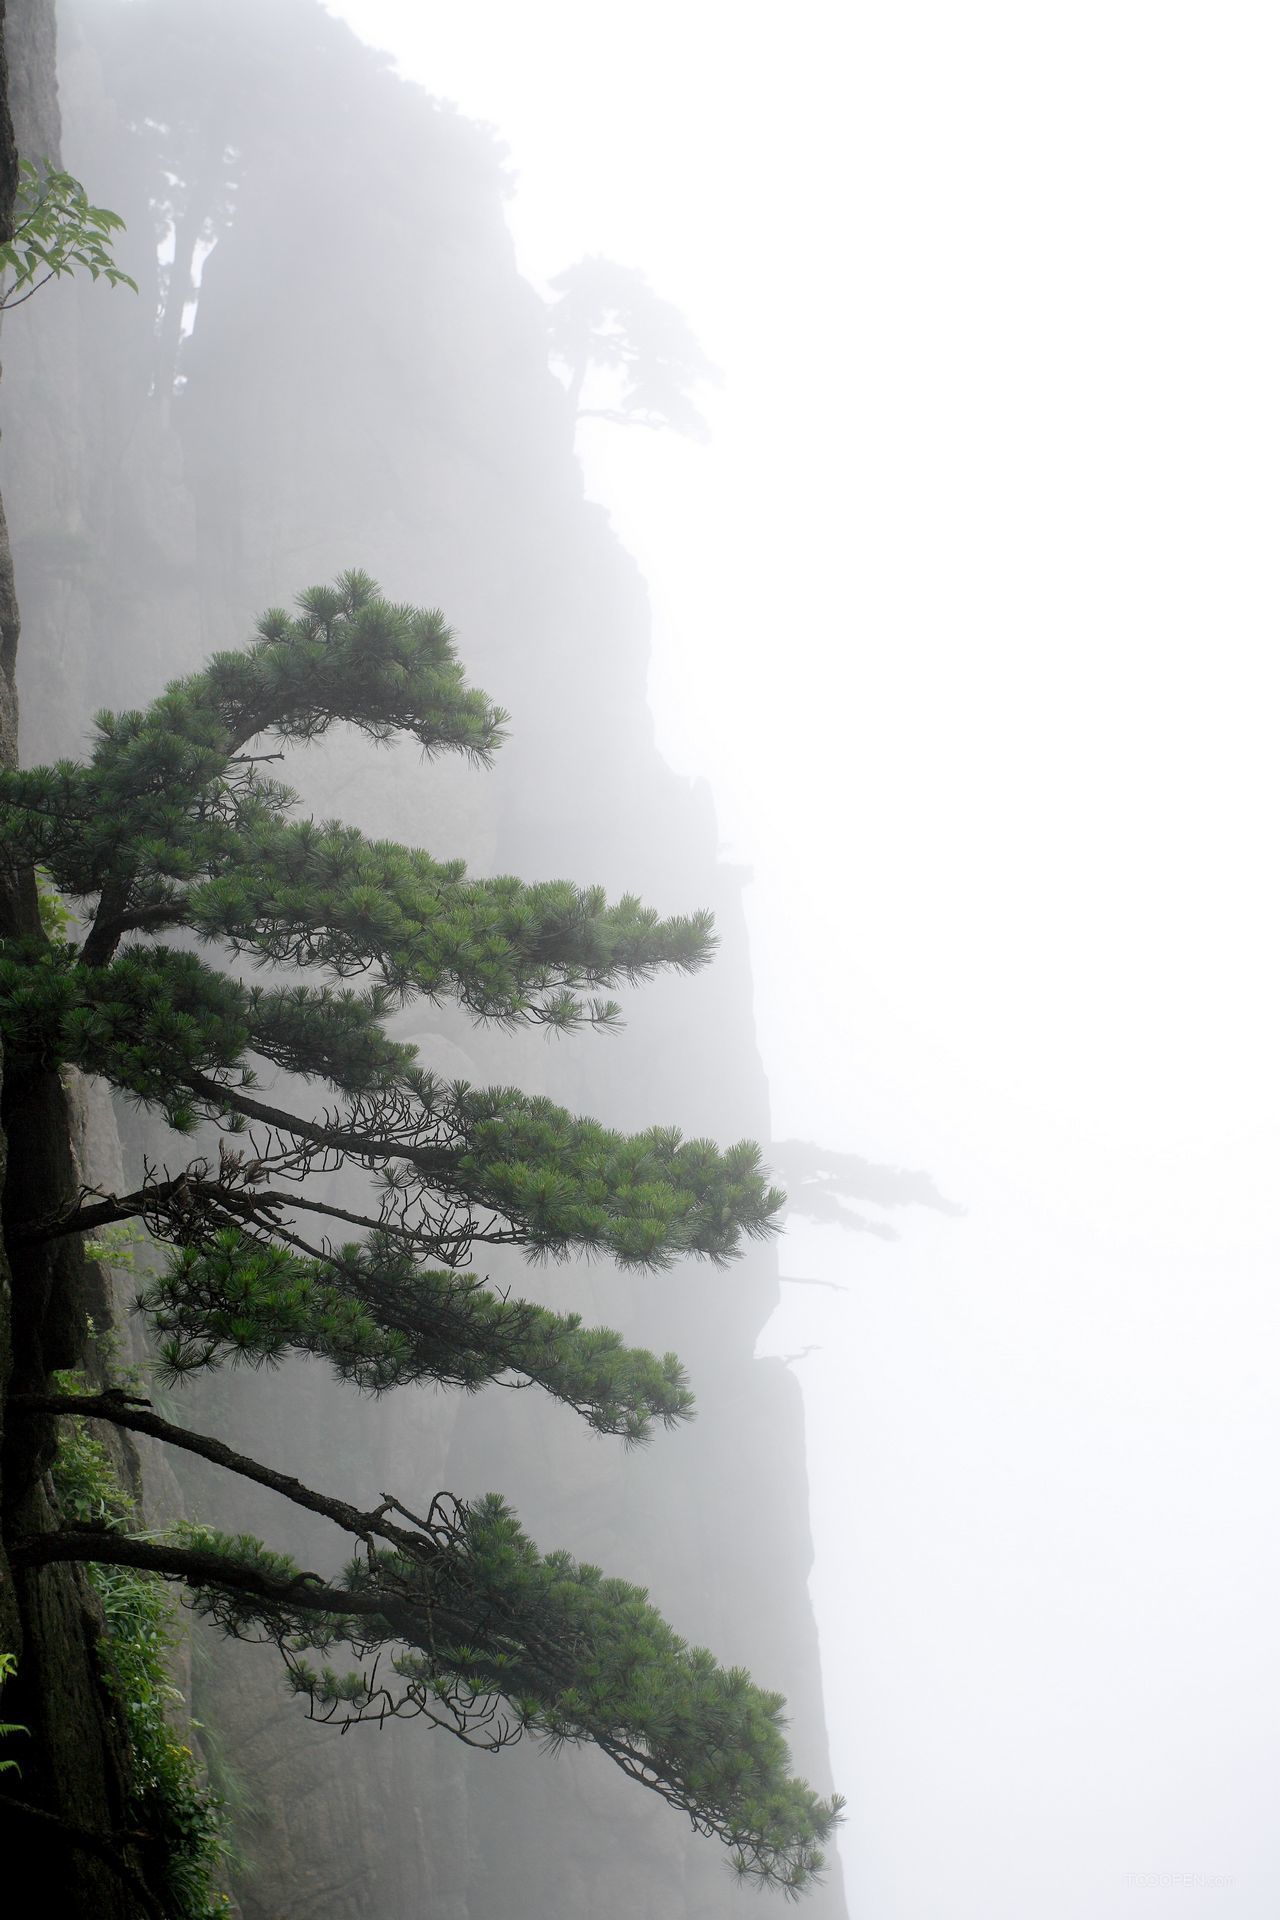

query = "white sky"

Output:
[[327, 7, 1280, 1912]]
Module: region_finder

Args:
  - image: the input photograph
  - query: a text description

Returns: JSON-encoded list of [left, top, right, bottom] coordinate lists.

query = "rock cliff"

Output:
[[1, 3, 848, 1912]]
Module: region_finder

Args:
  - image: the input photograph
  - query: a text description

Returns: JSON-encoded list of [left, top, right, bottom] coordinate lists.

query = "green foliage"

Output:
[[0, 573, 781, 1413], [181, 1498, 842, 1898], [84, 1224, 147, 1274], [0, 941, 250, 1129], [79, 1313, 150, 1403], [49, 1393, 230, 1917], [144, 1228, 693, 1441], [35, 866, 76, 943], [0, 1651, 29, 1777], [0, 159, 138, 309], [0, 575, 829, 1889]]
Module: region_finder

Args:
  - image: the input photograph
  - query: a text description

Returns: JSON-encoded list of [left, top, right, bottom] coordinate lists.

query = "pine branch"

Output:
[[79, 874, 133, 969], [11, 1527, 390, 1615], [11, 1177, 188, 1247], [185, 1072, 450, 1173], [179, 1072, 783, 1268], [12, 1389, 414, 1547], [13, 1498, 840, 1894], [0, 568, 830, 1888], [12, 1172, 400, 1255], [82, 900, 189, 954]]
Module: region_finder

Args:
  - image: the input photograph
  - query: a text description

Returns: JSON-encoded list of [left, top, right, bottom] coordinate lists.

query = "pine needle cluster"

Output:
[[2, 576, 837, 1892]]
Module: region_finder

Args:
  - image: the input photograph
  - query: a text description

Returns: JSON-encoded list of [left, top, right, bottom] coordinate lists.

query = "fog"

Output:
[[6, 0, 1274, 1911], [8, 4, 851, 1908], [322, 6, 1280, 1914]]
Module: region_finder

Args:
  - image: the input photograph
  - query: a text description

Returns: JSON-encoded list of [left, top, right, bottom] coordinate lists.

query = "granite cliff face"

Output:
[[2, 3, 848, 1912], [0, 8, 168, 1911]]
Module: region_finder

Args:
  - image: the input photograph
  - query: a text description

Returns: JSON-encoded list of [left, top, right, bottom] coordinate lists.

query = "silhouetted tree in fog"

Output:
[[773, 1139, 963, 1239], [549, 255, 720, 439]]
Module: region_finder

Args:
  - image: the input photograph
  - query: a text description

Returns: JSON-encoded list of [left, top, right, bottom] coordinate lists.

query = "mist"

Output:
[[3, 1, 1277, 1915], [322, 5, 1280, 1915]]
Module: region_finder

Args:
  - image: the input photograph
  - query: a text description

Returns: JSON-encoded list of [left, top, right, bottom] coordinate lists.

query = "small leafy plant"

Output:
[[50, 1385, 230, 1917], [0, 159, 138, 310], [0, 1650, 29, 1776], [35, 865, 77, 942], [83, 1225, 146, 1275]]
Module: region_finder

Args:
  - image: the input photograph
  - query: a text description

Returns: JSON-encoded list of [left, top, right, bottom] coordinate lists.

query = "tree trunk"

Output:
[[0, 7, 161, 1913]]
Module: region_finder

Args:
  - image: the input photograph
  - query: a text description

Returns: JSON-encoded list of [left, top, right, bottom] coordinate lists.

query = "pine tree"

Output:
[[549, 255, 720, 439], [0, 572, 841, 1895]]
